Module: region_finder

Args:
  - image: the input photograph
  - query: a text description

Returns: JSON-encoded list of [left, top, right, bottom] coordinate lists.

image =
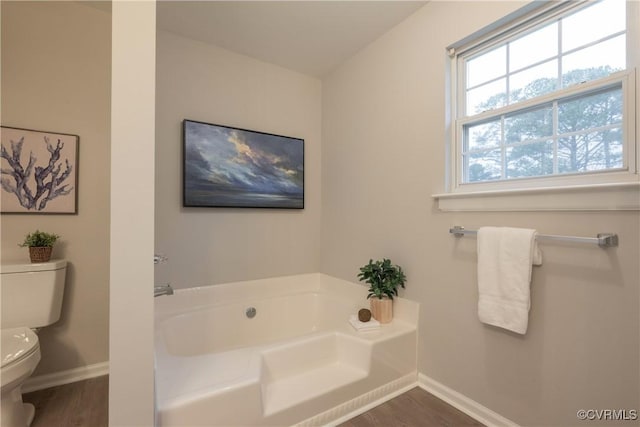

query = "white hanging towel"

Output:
[[477, 227, 542, 334]]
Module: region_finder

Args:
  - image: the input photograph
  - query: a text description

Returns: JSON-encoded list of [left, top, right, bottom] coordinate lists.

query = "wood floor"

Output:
[[338, 387, 483, 427], [21, 378, 481, 427], [22, 375, 108, 427]]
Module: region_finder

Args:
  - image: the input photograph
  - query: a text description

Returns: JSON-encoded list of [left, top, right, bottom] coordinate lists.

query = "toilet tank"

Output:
[[1, 260, 67, 329]]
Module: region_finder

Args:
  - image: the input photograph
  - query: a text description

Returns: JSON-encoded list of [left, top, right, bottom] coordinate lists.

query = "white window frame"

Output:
[[435, 0, 640, 211]]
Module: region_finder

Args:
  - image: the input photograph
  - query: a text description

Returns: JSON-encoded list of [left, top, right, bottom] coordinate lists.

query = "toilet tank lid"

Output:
[[1, 259, 67, 274]]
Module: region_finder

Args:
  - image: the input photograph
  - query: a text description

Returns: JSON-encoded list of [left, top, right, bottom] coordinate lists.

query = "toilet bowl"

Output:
[[1, 327, 41, 427], [0, 260, 67, 427]]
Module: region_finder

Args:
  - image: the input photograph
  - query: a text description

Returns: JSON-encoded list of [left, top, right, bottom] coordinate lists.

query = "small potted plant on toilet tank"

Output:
[[357, 258, 406, 323], [19, 230, 60, 263]]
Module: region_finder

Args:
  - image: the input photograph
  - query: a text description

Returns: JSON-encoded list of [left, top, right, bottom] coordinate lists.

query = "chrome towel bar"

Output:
[[449, 226, 618, 248]]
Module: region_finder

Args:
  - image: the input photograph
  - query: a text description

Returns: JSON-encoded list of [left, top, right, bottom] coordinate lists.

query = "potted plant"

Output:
[[19, 230, 60, 263], [357, 258, 406, 323]]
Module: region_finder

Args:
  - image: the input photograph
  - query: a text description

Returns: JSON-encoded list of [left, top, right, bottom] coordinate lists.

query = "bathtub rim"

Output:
[[155, 272, 418, 325]]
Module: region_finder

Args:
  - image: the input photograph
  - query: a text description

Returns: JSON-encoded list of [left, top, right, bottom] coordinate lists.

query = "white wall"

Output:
[[155, 31, 322, 289], [109, 1, 155, 425], [1, 1, 110, 376], [321, 2, 639, 425]]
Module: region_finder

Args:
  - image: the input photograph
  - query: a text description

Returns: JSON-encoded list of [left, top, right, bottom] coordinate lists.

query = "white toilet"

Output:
[[1, 260, 67, 427]]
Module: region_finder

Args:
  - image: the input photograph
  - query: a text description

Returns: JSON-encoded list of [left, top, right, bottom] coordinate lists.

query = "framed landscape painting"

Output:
[[1, 126, 78, 214], [183, 119, 304, 209]]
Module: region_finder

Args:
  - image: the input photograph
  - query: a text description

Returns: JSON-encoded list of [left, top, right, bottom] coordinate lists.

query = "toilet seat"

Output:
[[0, 327, 41, 427], [2, 327, 39, 369], [1, 327, 40, 392]]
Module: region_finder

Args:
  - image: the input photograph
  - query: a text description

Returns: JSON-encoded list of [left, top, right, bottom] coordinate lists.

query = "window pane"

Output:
[[509, 60, 558, 103], [465, 149, 502, 182], [465, 119, 501, 151], [505, 106, 553, 144], [467, 45, 506, 88], [558, 86, 622, 134], [509, 23, 557, 72], [466, 79, 506, 115], [558, 128, 623, 173], [455, 0, 630, 187], [562, 0, 625, 52], [561, 35, 625, 87], [506, 140, 553, 178]]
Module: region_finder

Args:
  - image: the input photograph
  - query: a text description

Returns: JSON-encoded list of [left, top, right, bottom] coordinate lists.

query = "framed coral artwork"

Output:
[[1, 126, 79, 214]]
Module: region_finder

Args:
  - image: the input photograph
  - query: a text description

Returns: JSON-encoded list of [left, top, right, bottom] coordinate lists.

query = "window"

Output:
[[442, 0, 639, 209]]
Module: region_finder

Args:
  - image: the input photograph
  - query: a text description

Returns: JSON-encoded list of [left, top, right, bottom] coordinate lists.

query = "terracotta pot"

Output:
[[370, 297, 393, 323], [29, 246, 52, 263]]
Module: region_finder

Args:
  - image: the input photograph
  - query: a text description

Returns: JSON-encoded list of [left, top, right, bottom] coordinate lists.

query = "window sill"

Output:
[[432, 182, 640, 211]]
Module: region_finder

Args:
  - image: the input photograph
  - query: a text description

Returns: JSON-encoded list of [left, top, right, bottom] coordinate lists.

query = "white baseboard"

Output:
[[22, 361, 109, 393], [418, 373, 519, 427]]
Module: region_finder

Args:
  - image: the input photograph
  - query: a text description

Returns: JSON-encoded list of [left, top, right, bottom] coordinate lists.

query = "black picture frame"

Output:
[[183, 119, 304, 209]]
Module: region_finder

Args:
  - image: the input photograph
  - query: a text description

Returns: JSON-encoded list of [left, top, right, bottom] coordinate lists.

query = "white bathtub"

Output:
[[154, 273, 418, 426]]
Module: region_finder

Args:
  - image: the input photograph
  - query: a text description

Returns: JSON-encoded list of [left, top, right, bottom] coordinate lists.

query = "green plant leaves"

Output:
[[357, 258, 406, 300], [19, 230, 60, 248]]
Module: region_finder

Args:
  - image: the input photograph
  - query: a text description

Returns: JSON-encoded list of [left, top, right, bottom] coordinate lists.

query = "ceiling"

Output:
[[156, 1, 427, 78]]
